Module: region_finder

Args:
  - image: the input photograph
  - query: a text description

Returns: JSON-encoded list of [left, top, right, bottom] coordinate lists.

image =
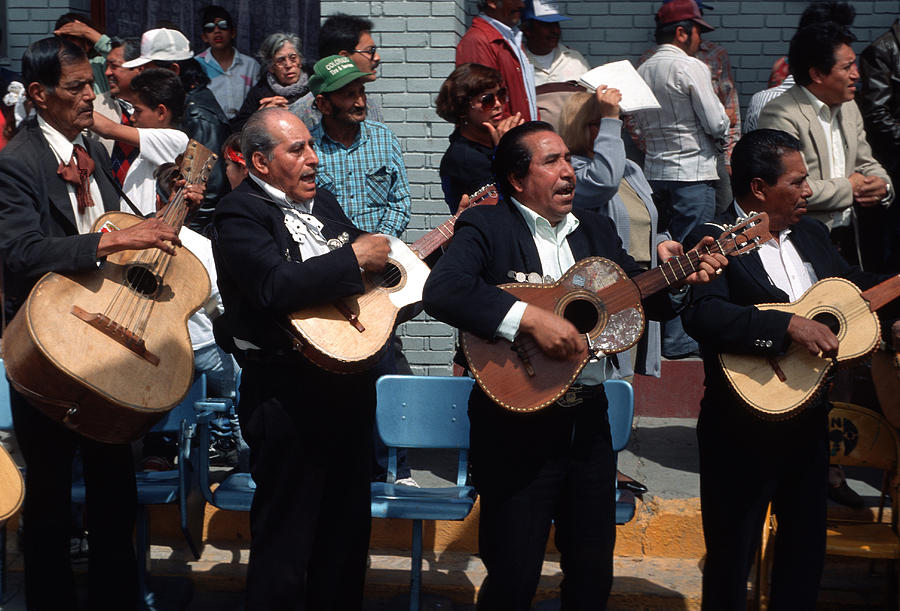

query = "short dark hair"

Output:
[[174, 57, 211, 91], [54, 12, 98, 32], [798, 1, 856, 29], [122, 37, 142, 62], [731, 129, 802, 199], [789, 22, 856, 86], [200, 4, 235, 29], [435, 63, 503, 124], [22, 37, 87, 94], [655, 19, 695, 45], [319, 13, 374, 57], [131, 68, 186, 124], [492, 121, 556, 200]]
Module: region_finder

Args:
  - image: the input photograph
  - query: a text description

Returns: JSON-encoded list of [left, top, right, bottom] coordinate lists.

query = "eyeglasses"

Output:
[[273, 53, 301, 68], [351, 47, 378, 61], [471, 88, 508, 111], [203, 19, 231, 33]]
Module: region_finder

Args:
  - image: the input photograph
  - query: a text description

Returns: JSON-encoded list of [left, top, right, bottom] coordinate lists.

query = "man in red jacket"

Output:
[[456, 0, 537, 121]]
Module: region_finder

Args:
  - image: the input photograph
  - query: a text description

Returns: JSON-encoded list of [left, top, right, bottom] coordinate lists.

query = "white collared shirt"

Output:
[[497, 198, 607, 384], [526, 43, 590, 86], [38, 115, 106, 235], [800, 86, 846, 181], [736, 203, 817, 300], [248, 173, 331, 262], [634, 44, 730, 182], [480, 14, 538, 120]]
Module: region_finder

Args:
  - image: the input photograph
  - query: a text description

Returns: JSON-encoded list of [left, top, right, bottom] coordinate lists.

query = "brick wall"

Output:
[[4, 0, 88, 70]]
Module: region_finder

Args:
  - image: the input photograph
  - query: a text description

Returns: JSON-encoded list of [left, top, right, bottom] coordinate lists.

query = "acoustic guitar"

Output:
[[287, 184, 499, 373], [462, 213, 773, 412], [0, 443, 23, 523], [2, 141, 216, 443], [720, 274, 900, 420]]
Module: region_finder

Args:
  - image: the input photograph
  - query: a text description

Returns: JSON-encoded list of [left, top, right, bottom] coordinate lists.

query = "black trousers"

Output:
[[10, 386, 138, 611], [469, 386, 616, 611], [698, 399, 828, 611], [239, 357, 379, 610]]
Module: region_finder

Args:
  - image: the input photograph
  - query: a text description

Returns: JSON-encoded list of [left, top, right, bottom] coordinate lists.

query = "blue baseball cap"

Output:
[[522, 0, 571, 23]]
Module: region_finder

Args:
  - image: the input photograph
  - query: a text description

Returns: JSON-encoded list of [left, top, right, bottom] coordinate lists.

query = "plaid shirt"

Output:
[[629, 40, 741, 163], [312, 120, 411, 237]]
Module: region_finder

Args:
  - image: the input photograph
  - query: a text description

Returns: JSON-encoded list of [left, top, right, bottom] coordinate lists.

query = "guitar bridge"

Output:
[[71, 305, 160, 366], [511, 338, 536, 377], [333, 300, 366, 333]]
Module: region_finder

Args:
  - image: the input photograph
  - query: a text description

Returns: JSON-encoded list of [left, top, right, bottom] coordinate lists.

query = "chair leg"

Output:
[[409, 519, 422, 611], [135, 505, 156, 610]]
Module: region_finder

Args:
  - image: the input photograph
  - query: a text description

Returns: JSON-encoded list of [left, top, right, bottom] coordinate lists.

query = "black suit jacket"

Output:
[[211, 178, 365, 353], [683, 209, 890, 419], [0, 118, 121, 319]]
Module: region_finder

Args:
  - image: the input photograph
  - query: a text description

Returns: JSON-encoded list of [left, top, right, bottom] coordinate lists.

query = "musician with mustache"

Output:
[[0, 37, 183, 609], [422, 121, 726, 609], [210, 107, 391, 609], [682, 128, 900, 610]]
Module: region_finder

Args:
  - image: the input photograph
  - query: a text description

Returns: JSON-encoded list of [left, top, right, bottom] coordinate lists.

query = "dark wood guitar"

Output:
[[2, 141, 217, 443], [288, 184, 499, 373], [461, 213, 773, 412], [720, 274, 900, 419]]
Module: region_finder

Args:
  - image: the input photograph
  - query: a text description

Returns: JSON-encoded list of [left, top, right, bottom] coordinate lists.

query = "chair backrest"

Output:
[[829, 402, 900, 473], [149, 374, 206, 433], [0, 359, 12, 431], [375, 375, 474, 450], [604, 379, 634, 453]]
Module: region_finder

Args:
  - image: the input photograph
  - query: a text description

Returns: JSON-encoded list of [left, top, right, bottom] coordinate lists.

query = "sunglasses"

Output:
[[472, 88, 508, 111], [203, 19, 231, 33]]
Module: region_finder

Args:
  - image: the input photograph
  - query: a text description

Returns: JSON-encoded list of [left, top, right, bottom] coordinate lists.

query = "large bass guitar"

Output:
[[287, 185, 499, 373], [3, 141, 216, 443], [462, 213, 773, 412], [720, 274, 900, 420]]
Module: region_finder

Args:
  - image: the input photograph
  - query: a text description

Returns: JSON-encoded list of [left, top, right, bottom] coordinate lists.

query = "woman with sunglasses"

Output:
[[231, 33, 312, 131], [435, 63, 523, 214]]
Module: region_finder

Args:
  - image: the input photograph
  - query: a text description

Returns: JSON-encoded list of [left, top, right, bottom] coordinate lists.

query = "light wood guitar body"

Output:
[[287, 234, 431, 372], [0, 444, 23, 522], [462, 213, 773, 412], [720, 276, 897, 420], [288, 184, 499, 373], [3, 212, 209, 443]]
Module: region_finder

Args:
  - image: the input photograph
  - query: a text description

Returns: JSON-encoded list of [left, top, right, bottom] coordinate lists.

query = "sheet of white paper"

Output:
[[578, 59, 661, 113]]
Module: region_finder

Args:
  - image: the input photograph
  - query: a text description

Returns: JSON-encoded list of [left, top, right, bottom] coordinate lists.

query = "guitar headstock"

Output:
[[178, 140, 218, 186], [713, 212, 773, 256], [469, 183, 499, 208]]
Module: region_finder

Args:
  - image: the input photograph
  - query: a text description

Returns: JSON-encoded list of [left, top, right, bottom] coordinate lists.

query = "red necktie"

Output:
[[57, 143, 96, 214]]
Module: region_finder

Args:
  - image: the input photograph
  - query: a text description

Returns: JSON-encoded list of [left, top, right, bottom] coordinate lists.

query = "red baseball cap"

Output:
[[657, 0, 714, 32]]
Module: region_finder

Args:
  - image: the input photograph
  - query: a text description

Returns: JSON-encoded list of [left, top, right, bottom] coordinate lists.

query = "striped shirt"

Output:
[[633, 44, 730, 182], [743, 75, 795, 134], [311, 120, 411, 237]]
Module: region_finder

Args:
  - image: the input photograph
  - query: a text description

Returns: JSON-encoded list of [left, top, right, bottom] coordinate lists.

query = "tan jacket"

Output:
[[758, 85, 893, 228]]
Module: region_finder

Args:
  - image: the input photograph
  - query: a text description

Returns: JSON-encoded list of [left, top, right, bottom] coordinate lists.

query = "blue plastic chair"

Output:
[[604, 379, 637, 524], [71, 374, 207, 608], [194, 368, 256, 511], [370, 375, 477, 611]]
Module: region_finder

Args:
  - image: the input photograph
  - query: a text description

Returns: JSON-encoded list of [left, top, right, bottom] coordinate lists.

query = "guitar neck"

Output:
[[632, 238, 738, 298], [862, 274, 900, 312], [409, 214, 461, 260]]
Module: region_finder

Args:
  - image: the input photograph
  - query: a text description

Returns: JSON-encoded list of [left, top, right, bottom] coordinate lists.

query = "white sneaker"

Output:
[[394, 477, 420, 488]]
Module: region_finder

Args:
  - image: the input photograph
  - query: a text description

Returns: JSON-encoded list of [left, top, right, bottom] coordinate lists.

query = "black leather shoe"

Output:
[[828, 480, 865, 509], [617, 478, 648, 495]]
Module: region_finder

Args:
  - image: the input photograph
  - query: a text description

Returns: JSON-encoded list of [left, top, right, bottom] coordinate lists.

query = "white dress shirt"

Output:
[[526, 43, 590, 86], [496, 198, 607, 385], [248, 173, 331, 262], [634, 44, 730, 182], [38, 115, 106, 235]]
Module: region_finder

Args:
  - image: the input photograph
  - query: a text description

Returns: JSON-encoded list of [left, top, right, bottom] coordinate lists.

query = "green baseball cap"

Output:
[[308, 54, 373, 95]]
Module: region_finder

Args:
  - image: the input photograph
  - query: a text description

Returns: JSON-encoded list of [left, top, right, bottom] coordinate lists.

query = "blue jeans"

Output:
[[649, 179, 717, 243]]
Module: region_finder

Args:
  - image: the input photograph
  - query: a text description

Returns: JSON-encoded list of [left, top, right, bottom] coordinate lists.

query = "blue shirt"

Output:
[[311, 120, 411, 237]]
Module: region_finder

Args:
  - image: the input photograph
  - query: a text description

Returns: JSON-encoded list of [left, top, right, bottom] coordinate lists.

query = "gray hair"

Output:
[[241, 108, 287, 167], [257, 32, 303, 72]]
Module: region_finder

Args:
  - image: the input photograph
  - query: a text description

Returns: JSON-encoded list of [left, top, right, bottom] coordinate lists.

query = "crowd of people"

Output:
[[2, 0, 900, 609]]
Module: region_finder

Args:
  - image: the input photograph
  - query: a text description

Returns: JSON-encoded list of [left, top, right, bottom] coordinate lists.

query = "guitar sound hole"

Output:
[[125, 265, 161, 297], [812, 312, 841, 335], [563, 299, 599, 334], [377, 263, 402, 288]]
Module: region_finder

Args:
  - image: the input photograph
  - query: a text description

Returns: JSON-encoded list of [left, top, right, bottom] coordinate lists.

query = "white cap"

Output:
[[122, 28, 193, 68]]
